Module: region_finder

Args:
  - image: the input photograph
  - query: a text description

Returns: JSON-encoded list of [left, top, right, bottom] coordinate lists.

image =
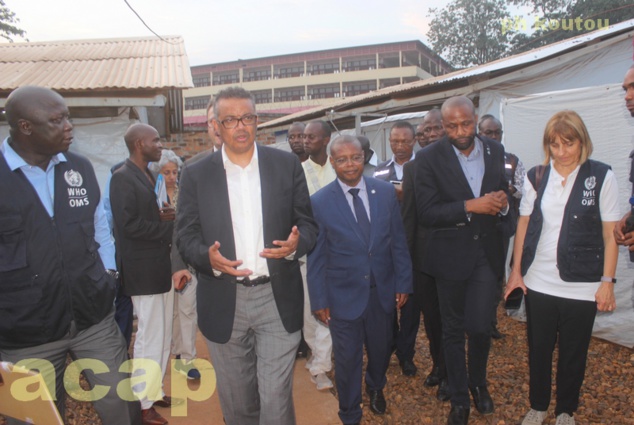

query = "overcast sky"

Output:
[[8, 0, 455, 66]]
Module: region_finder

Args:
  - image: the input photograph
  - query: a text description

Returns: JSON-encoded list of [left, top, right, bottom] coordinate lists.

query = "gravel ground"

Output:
[[2, 308, 633, 425]]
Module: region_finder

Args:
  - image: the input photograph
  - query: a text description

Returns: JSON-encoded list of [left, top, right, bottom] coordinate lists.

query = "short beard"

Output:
[[449, 135, 475, 151]]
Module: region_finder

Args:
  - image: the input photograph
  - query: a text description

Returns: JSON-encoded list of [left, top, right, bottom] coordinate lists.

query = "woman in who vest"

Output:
[[504, 110, 620, 425]]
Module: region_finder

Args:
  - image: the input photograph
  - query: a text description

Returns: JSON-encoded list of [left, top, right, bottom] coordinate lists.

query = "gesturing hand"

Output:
[[208, 241, 252, 277], [260, 226, 300, 259]]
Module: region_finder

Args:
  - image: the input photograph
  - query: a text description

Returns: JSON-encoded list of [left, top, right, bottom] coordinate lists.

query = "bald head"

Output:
[[330, 134, 362, 155], [418, 109, 445, 147], [441, 96, 476, 117], [4, 86, 73, 168], [440, 96, 478, 153], [5, 86, 67, 133]]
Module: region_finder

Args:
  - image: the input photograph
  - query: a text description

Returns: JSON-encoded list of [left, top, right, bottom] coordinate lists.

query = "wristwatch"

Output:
[[105, 269, 120, 280], [600, 276, 616, 284]]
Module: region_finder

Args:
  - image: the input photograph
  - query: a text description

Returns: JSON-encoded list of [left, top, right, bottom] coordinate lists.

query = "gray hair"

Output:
[[149, 149, 183, 174]]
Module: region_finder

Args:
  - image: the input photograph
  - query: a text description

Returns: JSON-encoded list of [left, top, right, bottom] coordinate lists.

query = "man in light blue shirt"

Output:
[[0, 86, 140, 425]]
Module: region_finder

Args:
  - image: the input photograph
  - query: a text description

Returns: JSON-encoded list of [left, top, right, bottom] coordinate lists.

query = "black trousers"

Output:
[[393, 293, 421, 363], [330, 286, 394, 425], [436, 250, 497, 407], [413, 269, 446, 376], [525, 289, 597, 416]]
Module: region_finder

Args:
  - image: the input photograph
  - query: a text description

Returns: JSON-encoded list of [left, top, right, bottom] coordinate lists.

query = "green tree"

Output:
[[510, 0, 634, 53], [427, 0, 516, 68], [0, 0, 26, 42]]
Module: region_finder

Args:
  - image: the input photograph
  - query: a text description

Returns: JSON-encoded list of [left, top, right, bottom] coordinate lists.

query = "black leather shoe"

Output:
[[470, 385, 494, 414], [491, 326, 505, 340], [399, 359, 417, 376], [447, 405, 469, 425], [424, 366, 441, 387], [437, 378, 451, 401], [366, 388, 387, 415]]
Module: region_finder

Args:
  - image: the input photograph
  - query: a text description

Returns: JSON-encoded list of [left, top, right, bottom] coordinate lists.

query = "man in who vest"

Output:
[[0, 86, 140, 424]]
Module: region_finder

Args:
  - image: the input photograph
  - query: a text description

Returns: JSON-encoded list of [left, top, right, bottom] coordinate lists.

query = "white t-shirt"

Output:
[[519, 162, 620, 301]]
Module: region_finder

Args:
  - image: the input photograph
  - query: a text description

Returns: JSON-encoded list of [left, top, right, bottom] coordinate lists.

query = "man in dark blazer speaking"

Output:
[[414, 96, 508, 425], [176, 87, 317, 425], [307, 135, 412, 425]]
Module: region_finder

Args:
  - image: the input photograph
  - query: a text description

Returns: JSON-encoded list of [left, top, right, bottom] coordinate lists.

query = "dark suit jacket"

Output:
[[307, 177, 413, 321], [414, 136, 508, 281], [110, 159, 173, 296], [176, 145, 317, 344], [402, 160, 427, 271]]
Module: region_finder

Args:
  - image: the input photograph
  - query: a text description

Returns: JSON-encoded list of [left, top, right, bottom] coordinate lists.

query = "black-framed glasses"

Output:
[[218, 114, 257, 129]]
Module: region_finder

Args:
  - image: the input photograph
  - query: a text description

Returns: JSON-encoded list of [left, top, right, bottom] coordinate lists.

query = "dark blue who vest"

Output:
[[520, 160, 609, 282], [0, 147, 115, 349]]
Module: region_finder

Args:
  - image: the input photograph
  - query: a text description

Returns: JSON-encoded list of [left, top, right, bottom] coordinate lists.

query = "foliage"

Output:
[[510, 0, 634, 53], [428, 0, 634, 66], [427, 0, 518, 68], [0, 0, 26, 42]]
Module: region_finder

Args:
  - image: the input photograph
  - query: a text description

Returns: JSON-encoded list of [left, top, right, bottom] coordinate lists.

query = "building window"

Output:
[[342, 56, 376, 72], [193, 74, 211, 87], [275, 63, 304, 79], [308, 61, 340, 75], [244, 68, 271, 82], [185, 95, 211, 111], [307, 84, 340, 99], [402, 51, 420, 68], [343, 81, 376, 97], [379, 53, 399, 69], [379, 78, 401, 89], [212, 71, 240, 86], [253, 89, 272, 104], [274, 86, 305, 102]]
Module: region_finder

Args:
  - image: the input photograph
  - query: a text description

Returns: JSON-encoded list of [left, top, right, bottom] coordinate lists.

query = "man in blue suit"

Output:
[[307, 135, 413, 425]]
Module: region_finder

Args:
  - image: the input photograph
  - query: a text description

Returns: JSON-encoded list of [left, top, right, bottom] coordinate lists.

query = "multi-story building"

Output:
[[183, 40, 452, 128]]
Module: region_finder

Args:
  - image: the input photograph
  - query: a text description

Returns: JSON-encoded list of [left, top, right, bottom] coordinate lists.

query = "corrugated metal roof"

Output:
[[260, 19, 634, 129], [0, 36, 193, 90]]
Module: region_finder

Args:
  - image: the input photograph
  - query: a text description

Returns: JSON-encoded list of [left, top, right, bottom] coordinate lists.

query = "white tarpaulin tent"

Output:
[[501, 84, 634, 347]]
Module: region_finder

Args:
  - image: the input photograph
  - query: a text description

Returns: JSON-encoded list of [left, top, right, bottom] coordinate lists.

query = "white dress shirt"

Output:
[[337, 177, 371, 222], [222, 145, 269, 277]]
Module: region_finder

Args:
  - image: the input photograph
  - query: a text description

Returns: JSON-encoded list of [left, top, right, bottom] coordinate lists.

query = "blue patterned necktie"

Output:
[[349, 188, 370, 244]]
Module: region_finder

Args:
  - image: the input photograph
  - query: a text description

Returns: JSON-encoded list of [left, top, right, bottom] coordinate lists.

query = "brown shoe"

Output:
[[154, 395, 184, 408], [142, 407, 168, 425]]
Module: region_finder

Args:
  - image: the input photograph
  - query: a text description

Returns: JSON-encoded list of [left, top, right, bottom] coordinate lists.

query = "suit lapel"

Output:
[[366, 177, 378, 249], [257, 145, 273, 245], [207, 151, 238, 260], [331, 181, 368, 247], [439, 138, 473, 198], [125, 158, 156, 196], [479, 137, 495, 196]]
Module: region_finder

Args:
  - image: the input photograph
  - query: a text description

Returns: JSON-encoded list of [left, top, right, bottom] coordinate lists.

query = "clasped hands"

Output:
[[466, 190, 508, 216], [207, 226, 300, 277]]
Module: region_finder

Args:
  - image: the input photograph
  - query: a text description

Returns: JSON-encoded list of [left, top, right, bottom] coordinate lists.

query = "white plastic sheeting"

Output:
[[501, 84, 634, 348]]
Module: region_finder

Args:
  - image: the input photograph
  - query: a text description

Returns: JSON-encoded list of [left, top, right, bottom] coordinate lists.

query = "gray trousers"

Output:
[[206, 283, 300, 425], [0, 309, 141, 425]]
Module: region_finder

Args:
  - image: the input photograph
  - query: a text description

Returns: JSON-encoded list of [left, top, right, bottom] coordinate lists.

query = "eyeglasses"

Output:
[[287, 134, 306, 141], [333, 155, 364, 166], [218, 114, 257, 129]]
